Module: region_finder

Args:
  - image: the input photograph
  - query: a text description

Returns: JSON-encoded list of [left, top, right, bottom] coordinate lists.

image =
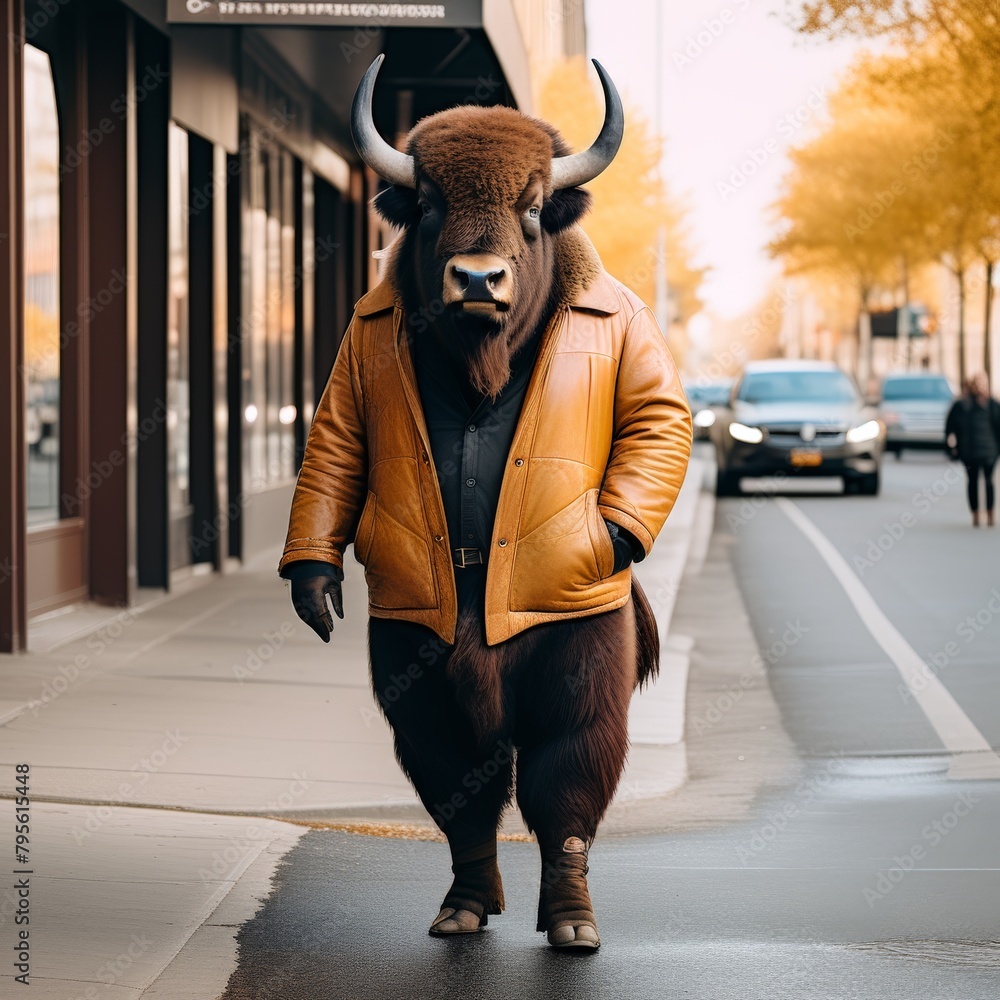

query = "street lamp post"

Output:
[[654, 1, 670, 337]]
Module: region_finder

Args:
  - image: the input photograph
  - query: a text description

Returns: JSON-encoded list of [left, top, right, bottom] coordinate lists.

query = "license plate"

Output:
[[789, 448, 822, 467]]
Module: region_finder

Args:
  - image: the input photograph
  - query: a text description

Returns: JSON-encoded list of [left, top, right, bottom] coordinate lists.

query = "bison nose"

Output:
[[443, 254, 512, 308]]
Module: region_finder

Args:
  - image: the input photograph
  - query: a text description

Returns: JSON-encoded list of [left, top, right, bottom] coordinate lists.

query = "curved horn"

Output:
[[550, 59, 624, 190], [351, 54, 416, 189]]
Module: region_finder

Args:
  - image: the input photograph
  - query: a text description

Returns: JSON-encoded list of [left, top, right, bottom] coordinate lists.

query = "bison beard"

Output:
[[464, 326, 520, 402]]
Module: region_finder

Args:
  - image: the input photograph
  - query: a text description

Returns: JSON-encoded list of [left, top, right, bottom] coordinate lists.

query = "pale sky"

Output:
[[585, 0, 867, 319]]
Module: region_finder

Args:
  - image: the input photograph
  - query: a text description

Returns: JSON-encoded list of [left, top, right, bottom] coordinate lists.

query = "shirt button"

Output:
[[467, 533, 474, 540], [514, 458, 524, 467], [498, 538, 508, 547], [466, 478, 476, 488], [468, 424, 476, 433]]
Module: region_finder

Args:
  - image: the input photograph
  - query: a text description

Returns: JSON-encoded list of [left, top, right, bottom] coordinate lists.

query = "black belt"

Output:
[[453, 547, 483, 568]]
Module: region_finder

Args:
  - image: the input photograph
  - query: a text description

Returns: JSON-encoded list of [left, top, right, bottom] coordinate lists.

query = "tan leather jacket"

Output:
[[279, 267, 692, 645]]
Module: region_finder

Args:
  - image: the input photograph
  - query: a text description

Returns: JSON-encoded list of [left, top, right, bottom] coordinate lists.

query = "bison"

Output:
[[280, 55, 692, 950]]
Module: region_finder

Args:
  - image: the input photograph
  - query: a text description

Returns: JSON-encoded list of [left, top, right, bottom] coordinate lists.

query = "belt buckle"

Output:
[[453, 547, 481, 568]]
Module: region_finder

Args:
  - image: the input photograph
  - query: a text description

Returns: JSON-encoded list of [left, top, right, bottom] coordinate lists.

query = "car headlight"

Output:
[[729, 421, 764, 444], [846, 419, 881, 444], [693, 408, 716, 428]]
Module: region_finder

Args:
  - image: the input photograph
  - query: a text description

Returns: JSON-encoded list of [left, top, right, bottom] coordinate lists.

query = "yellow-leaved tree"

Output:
[[790, 0, 1000, 380]]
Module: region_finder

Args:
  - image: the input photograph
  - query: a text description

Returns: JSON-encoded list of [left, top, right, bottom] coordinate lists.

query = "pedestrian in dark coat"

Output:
[[946, 372, 1000, 526]]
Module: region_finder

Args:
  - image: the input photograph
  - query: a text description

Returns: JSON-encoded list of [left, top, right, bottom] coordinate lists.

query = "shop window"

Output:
[[23, 44, 60, 525], [242, 126, 296, 489], [167, 123, 191, 528]]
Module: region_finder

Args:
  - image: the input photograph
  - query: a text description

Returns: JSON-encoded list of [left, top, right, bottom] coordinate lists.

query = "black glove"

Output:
[[284, 561, 344, 643], [605, 520, 644, 574]]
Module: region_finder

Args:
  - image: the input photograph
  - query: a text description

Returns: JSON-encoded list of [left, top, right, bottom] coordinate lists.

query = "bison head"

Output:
[[352, 55, 623, 399]]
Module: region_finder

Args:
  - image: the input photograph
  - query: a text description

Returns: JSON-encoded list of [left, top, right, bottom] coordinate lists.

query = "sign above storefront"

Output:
[[167, 1, 483, 28]]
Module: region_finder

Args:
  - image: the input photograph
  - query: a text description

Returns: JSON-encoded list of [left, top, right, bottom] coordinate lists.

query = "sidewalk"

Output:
[[0, 456, 711, 997]]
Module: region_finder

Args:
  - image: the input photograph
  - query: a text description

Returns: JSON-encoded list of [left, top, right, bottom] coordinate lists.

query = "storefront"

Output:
[[0, 0, 533, 651]]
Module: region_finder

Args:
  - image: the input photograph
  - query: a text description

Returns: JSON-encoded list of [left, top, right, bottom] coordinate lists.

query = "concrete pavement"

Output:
[[0, 457, 711, 997]]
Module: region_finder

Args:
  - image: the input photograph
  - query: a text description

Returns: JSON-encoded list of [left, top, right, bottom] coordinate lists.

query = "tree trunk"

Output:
[[984, 257, 994, 381], [957, 266, 967, 388], [896, 257, 910, 371], [858, 308, 873, 393]]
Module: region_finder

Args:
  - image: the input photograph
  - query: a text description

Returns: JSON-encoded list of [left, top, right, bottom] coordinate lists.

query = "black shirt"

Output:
[[412, 331, 540, 562]]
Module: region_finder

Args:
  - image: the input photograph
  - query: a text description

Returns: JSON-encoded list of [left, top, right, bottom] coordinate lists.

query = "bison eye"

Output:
[[527, 206, 540, 220]]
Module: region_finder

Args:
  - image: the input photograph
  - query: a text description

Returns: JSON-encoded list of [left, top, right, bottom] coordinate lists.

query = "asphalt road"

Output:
[[221, 451, 1000, 1000]]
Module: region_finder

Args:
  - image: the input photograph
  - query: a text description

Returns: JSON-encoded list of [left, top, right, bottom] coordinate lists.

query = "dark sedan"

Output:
[[711, 360, 885, 496], [684, 378, 735, 440]]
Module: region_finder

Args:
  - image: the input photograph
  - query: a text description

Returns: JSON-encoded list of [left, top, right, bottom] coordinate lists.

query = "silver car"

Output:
[[877, 374, 955, 456], [711, 360, 885, 496]]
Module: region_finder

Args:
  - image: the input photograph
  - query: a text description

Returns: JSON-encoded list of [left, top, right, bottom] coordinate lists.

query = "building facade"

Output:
[[1, 0, 585, 652]]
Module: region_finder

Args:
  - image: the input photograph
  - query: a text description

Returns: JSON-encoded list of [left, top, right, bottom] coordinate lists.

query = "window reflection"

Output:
[[168, 123, 191, 520], [242, 125, 296, 489], [23, 44, 60, 525]]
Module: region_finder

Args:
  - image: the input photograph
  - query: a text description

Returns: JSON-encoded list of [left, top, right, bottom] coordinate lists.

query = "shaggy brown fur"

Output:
[[368, 582, 636, 831]]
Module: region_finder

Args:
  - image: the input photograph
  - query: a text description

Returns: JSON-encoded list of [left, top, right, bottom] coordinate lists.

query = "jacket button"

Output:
[[422, 452, 429, 463], [434, 534, 443, 542], [514, 458, 524, 467], [498, 538, 508, 547]]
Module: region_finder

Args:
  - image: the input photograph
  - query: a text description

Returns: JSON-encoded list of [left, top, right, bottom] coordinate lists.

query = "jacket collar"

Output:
[[355, 280, 400, 317], [354, 266, 622, 319], [567, 268, 621, 314]]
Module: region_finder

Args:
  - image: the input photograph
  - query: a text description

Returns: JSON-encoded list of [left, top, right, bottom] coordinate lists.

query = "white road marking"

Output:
[[776, 497, 1000, 781]]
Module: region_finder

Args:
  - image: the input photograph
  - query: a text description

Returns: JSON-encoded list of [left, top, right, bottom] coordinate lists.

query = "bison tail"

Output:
[[631, 577, 660, 690]]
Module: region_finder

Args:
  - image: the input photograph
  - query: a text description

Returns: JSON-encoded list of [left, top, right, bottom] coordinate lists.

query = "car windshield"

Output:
[[686, 382, 731, 406], [737, 370, 858, 404], [882, 377, 953, 401]]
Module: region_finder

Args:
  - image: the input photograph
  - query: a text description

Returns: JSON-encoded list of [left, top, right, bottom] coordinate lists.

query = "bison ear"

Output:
[[541, 187, 592, 234], [372, 184, 419, 227]]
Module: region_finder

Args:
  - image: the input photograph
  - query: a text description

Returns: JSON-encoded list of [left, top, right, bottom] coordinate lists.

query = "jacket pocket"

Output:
[[353, 491, 377, 564], [510, 489, 606, 612], [586, 488, 616, 580]]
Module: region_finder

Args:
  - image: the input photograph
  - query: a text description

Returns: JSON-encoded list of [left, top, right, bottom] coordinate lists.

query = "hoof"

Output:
[[428, 907, 484, 936], [547, 921, 600, 950]]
